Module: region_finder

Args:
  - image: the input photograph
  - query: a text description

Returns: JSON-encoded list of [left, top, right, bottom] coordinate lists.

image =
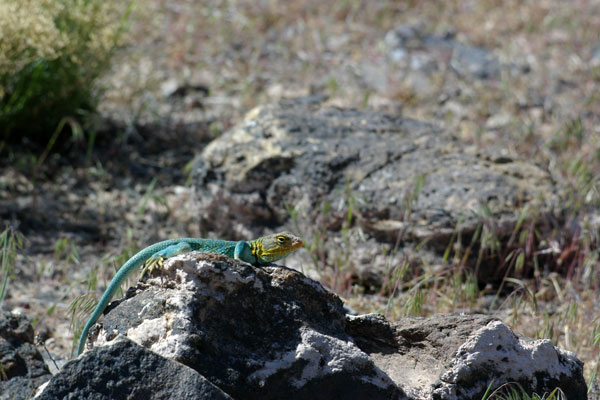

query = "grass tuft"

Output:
[[0, 0, 132, 145], [482, 382, 566, 400], [0, 227, 24, 306]]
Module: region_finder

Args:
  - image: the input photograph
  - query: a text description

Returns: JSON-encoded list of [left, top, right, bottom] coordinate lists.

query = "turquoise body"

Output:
[[75, 238, 258, 356]]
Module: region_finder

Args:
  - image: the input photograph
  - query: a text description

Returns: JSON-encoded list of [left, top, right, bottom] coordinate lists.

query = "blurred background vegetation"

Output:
[[0, 0, 130, 146]]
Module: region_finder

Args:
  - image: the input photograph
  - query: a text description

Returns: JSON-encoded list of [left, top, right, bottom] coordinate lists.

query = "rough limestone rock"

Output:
[[41, 253, 586, 399], [0, 312, 51, 400], [194, 98, 562, 284], [348, 314, 587, 399]]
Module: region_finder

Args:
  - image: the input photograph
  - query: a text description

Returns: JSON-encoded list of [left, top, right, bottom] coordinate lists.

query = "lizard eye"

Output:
[[277, 236, 286, 244]]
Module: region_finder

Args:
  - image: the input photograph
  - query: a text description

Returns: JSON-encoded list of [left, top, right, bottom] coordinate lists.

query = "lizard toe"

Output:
[[139, 256, 164, 280]]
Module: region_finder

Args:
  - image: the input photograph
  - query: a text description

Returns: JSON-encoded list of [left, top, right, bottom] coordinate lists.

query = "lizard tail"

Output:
[[75, 255, 147, 356]]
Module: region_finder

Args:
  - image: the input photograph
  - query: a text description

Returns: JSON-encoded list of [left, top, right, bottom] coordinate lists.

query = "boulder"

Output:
[[349, 314, 586, 399], [194, 99, 562, 285], [37, 253, 586, 399], [34, 338, 232, 400]]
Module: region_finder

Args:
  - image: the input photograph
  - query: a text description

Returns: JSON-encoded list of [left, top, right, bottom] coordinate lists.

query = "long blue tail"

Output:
[[75, 241, 181, 356]]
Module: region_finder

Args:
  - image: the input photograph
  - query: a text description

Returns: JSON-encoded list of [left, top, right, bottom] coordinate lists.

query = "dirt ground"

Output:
[[2, 0, 600, 387]]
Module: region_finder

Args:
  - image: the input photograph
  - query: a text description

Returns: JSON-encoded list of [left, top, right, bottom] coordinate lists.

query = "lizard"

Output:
[[75, 231, 303, 356]]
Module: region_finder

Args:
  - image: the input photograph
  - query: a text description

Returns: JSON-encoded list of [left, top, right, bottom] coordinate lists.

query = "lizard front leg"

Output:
[[234, 240, 256, 265], [139, 241, 193, 279]]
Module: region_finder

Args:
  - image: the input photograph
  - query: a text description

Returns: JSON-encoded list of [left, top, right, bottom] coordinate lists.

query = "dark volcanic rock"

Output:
[[36, 338, 232, 400], [0, 312, 51, 400], [194, 99, 561, 284], [200, 99, 559, 239], [45, 253, 586, 400], [74, 253, 404, 400]]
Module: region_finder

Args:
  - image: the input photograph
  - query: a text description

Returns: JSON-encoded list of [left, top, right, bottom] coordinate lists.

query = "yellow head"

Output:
[[252, 232, 303, 263]]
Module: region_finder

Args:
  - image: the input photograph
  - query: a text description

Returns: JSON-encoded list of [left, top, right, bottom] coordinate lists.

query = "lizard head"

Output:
[[254, 231, 303, 263]]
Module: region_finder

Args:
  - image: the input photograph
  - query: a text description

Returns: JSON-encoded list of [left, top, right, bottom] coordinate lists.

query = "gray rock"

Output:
[[450, 43, 502, 80], [591, 42, 600, 68], [194, 99, 562, 283], [0, 312, 51, 400], [42, 254, 586, 399], [369, 25, 519, 100], [35, 338, 232, 400], [348, 314, 586, 399], [384, 25, 502, 80], [81, 253, 405, 400]]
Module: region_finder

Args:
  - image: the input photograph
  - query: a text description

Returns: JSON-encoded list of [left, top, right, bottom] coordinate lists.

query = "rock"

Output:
[[92, 253, 403, 400], [354, 315, 587, 399], [449, 42, 502, 80], [44, 253, 587, 399], [35, 338, 232, 400], [194, 99, 562, 284], [591, 42, 600, 68], [370, 25, 510, 99], [384, 25, 502, 81], [0, 312, 51, 400], [434, 320, 585, 399]]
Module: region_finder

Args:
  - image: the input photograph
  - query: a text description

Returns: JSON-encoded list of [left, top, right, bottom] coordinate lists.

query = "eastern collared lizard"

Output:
[[75, 232, 303, 356]]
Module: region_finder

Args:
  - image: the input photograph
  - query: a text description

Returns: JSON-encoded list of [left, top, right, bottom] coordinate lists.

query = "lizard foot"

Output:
[[139, 256, 164, 280]]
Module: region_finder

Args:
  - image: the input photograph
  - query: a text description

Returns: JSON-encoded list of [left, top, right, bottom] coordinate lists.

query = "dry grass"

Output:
[[138, 0, 599, 386], [4, 0, 599, 390], [108, 0, 600, 385]]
